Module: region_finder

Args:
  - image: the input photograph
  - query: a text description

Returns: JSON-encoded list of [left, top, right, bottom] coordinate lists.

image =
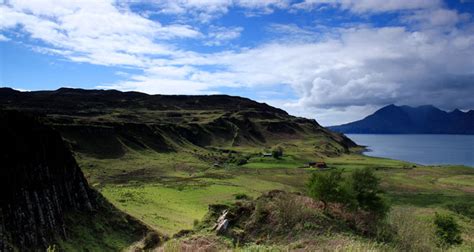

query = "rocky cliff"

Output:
[[0, 110, 97, 250]]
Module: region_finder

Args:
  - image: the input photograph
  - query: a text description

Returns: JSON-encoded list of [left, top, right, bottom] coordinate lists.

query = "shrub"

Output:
[[234, 193, 251, 200], [434, 213, 462, 248], [307, 168, 388, 219], [273, 193, 315, 230], [446, 202, 474, 219], [347, 168, 389, 218], [307, 169, 347, 210], [271, 146, 283, 159], [228, 155, 249, 166], [253, 200, 268, 224], [388, 207, 436, 251], [235, 157, 248, 166], [143, 232, 161, 250]]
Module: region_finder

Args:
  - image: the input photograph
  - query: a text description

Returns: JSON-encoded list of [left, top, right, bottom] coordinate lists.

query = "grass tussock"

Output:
[[387, 207, 437, 251]]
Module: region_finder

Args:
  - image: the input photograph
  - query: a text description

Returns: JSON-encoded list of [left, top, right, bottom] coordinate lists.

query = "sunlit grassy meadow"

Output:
[[75, 141, 474, 250]]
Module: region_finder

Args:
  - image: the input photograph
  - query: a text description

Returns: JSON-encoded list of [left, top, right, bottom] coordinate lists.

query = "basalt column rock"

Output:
[[0, 110, 96, 250]]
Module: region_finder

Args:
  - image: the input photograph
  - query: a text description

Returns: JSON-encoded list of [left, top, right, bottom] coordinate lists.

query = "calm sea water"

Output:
[[346, 134, 474, 167]]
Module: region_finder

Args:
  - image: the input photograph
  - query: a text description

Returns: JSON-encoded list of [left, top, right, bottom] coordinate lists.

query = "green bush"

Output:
[[347, 168, 389, 217], [307, 169, 347, 210], [228, 155, 249, 166], [235, 157, 248, 165], [307, 168, 388, 218], [234, 193, 251, 200], [271, 146, 283, 159], [446, 202, 474, 219], [434, 213, 462, 248]]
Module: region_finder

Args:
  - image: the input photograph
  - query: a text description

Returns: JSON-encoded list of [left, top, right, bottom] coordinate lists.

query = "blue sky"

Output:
[[1, 0, 474, 125]]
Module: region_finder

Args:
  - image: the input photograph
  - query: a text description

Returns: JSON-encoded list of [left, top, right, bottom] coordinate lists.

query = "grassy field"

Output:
[[76, 140, 474, 251], [7, 88, 472, 250]]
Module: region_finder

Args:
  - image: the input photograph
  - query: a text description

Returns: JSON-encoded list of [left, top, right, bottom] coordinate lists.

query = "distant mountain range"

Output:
[[329, 104, 474, 134]]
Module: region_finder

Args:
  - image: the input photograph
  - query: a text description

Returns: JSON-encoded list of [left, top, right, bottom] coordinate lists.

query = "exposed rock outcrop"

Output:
[[0, 110, 96, 250]]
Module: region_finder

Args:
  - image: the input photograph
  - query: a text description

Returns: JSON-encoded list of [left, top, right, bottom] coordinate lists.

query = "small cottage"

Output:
[[262, 152, 273, 157]]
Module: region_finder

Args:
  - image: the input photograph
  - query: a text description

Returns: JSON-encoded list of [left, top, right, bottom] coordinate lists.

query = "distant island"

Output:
[[329, 104, 474, 134]]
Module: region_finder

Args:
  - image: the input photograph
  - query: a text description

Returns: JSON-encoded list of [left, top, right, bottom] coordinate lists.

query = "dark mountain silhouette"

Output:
[[329, 104, 474, 134]]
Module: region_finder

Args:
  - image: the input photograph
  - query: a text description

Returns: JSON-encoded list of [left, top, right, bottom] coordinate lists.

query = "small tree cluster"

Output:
[[307, 168, 389, 218]]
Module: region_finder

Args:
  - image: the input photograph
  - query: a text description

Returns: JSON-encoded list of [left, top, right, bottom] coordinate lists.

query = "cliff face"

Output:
[[0, 110, 96, 250]]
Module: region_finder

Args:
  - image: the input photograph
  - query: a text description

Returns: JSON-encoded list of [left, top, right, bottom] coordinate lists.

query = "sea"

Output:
[[346, 134, 474, 167]]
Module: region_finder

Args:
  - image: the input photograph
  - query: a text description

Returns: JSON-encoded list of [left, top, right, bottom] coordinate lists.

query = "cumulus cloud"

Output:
[[228, 26, 474, 111], [267, 23, 323, 42], [0, 34, 9, 41], [293, 0, 442, 13], [105, 23, 474, 119], [0, 0, 201, 66], [205, 25, 243, 46], [140, 0, 290, 22], [403, 8, 472, 28], [1, 0, 473, 125]]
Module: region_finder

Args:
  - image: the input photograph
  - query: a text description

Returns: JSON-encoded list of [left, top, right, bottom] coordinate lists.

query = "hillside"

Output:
[[0, 87, 356, 158], [2, 89, 473, 251], [329, 104, 474, 134], [0, 87, 359, 234], [0, 110, 158, 251]]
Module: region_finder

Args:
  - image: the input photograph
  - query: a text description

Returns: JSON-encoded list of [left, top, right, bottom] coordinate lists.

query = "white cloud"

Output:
[[98, 77, 212, 95], [0, 1, 201, 66], [235, 0, 291, 15], [205, 26, 243, 46], [267, 23, 323, 42], [153, 0, 232, 22], [1, 0, 474, 125], [101, 24, 474, 120], [404, 8, 471, 28], [155, 24, 474, 114], [143, 0, 290, 21], [0, 34, 9, 41], [294, 0, 442, 13]]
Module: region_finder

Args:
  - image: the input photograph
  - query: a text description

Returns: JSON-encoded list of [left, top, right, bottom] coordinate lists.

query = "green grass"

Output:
[[438, 175, 474, 187], [76, 140, 474, 250], [56, 200, 150, 251], [100, 174, 294, 235], [13, 88, 474, 250], [242, 155, 305, 169]]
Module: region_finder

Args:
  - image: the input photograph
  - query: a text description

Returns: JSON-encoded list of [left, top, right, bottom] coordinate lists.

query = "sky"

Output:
[[1, 0, 474, 126]]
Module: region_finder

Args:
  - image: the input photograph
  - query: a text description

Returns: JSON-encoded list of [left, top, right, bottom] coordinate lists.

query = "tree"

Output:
[[272, 146, 283, 159], [307, 168, 389, 218], [347, 168, 389, 217], [307, 169, 346, 210], [434, 213, 462, 248]]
